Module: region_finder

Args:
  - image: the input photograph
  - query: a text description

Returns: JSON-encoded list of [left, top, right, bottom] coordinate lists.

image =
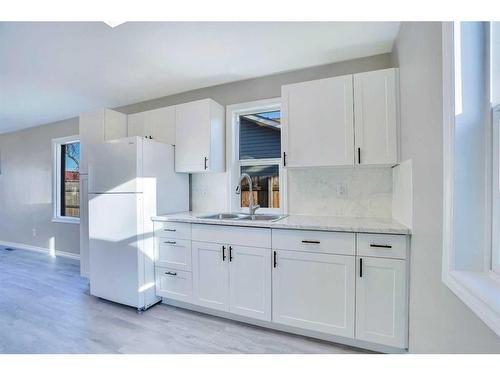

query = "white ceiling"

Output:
[[0, 22, 400, 133]]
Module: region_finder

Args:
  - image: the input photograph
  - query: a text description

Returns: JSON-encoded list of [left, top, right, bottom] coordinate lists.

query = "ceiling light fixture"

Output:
[[103, 21, 126, 28]]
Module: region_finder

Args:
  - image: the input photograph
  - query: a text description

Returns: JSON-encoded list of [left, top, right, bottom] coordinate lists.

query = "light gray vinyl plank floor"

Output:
[[0, 247, 369, 354]]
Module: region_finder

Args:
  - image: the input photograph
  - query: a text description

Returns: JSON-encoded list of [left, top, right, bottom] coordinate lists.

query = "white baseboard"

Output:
[[0, 240, 80, 260]]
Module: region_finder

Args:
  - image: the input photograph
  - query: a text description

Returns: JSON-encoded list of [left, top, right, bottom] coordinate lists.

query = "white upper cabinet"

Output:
[[281, 68, 399, 168], [79, 109, 127, 175], [355, 256, 407, 348], [354, 68, 398, 166], [282, 75, 355, 167], [175, 99, 225, 173], [127, 106, 175, 144]]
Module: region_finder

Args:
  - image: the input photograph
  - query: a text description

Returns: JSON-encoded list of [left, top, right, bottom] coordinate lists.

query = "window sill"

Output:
[[52, 217, 80, 225], [444, 270, 500, 335]]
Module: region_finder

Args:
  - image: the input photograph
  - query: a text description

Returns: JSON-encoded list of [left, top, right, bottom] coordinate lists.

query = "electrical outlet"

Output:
[[336, 183, 348, 198], [32, 228, 36, 237]]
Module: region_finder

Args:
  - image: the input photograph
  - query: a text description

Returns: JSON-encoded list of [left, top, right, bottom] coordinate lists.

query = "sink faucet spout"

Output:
[[236, 173, 260, 215]]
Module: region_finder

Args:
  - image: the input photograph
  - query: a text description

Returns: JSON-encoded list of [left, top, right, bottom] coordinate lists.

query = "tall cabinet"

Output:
[[79, 109, 127, 277]]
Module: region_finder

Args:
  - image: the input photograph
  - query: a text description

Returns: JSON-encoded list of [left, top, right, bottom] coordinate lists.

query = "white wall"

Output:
[[0, 118, 80, 255], [392, 21, 500, 353], [453, 22, 490, 271], [392, 159, 413, 229], [492, 22, 500, 107]]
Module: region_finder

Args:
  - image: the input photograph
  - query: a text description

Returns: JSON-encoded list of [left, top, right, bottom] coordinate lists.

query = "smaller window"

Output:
[[52, 136, 80, 224], [229, 100, 283, 214]]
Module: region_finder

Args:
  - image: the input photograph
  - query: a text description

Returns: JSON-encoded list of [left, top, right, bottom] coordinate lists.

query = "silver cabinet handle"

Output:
[[163, 228, 176, 232], [302, 240, 320, 244], [164, 241, 177, 245], [165, 271, 177, 276]]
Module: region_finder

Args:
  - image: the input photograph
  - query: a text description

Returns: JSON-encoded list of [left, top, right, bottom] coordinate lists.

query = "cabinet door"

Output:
[[228, 246, 271, 321], [148, 106, 175, 144], [192, 241, 229, 311], [104, 109, 127, 141], [127, 111, 147, 138], [282, 75, 354, 167], [79, 175, 89, 278], [128, 107, 176, 144], [272, 250, 355, 338], [355, 256, 407, 348], [155, 267, 193, 303], [354, 68, 398, 165], [175, 100, 211, 172]]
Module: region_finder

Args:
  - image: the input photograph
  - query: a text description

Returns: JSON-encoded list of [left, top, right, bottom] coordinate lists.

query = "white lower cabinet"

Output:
[[228, 245, 271, 321], [154, 223, 409, 351], [192, 241, 229, 311], [192, 241, 272, 321], [272, 250, 356, 338], [355, 256, 407, 348], [155, 238, 192, 271], [155, 267, 193, 303]]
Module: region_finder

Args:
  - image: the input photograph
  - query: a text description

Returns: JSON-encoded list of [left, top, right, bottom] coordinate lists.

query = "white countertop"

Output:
[[152, 212, 411, 235]]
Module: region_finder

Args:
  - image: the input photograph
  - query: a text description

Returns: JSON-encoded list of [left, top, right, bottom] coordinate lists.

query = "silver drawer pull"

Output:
[[370, 244, 392, 249], [164, 228, 176, 232], [165, 271, 177, 276], [302, 240, 320, 244], [164, 241, 177, 245]]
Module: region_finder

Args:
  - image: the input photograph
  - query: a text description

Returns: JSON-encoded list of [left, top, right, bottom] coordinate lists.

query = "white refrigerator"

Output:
[[88, 136, 188, 310]]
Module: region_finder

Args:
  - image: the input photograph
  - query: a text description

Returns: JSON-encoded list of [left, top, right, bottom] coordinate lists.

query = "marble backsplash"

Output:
[[190, 167, 393, 218], [287, 167, 393, 218]]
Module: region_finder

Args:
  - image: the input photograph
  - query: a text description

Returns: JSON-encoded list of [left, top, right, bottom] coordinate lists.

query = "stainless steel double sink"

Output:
[[197, 213, 287, 222]]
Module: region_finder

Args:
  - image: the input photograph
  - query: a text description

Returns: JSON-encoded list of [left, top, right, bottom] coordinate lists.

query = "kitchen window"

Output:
[[52, 135, 80, 224], [227, 99, 284, 213], [442, 22, 500, 336]]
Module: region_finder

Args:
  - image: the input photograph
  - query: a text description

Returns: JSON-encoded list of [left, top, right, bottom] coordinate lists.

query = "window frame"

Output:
[[226, 98, 285, 214], [442, 22, 500, 336], [52, 135, 80, 224], [492, 107, 500, 274]]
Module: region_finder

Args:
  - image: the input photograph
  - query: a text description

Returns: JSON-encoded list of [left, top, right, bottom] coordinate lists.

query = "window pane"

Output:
[[239, 110, 281, 160], [240, 164, 279, 209], [61, 142, 80, 218]]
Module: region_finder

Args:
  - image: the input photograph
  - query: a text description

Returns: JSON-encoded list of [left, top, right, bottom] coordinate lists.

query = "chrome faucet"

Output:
[[235, 173, 260, 215]]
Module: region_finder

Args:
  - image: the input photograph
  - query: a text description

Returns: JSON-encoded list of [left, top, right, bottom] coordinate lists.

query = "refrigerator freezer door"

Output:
[[89, 137, 142, 194], [89, 192, 143, 308]]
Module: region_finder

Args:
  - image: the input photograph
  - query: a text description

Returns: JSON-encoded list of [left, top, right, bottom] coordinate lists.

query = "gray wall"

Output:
[[117, 54, 392, 114], [118, 54, 394, 216], [392, 22, 500, 353], [0, 117, 80, 255]]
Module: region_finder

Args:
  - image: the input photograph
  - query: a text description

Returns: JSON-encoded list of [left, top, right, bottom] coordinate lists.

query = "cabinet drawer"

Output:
[[356, 233, 407, 259], [155, 238, 192, 271], [154, 222, 191, 240], [192, 224, 271, 248], [272, 229, 355, 256], [155, 267, 192, 302]]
